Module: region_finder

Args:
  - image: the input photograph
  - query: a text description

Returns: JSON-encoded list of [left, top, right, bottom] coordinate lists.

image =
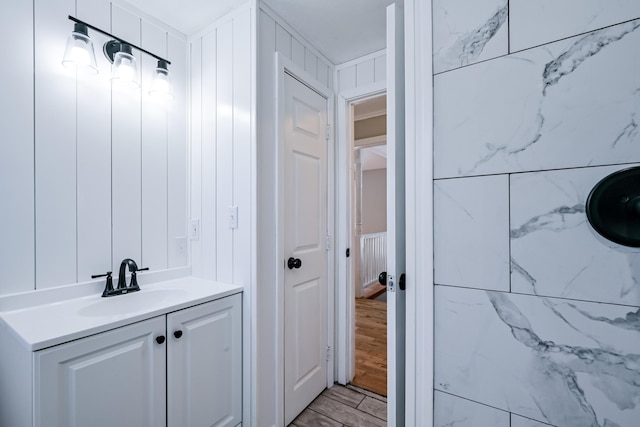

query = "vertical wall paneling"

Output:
[[275, 24, 291, 59], [304, 49, 318, 79], [190, 38, 203, 277], [338, 66, 357, 93], [316, 59, 329, 88], [76, 0, 112, 281], [167, 33, 188, 269], [111, 4, 142, 273], [374, 55, 386, 82], [232, 10, 252, 284], [201, 31, 217, 280], [141, 22, 169, 271], [336, 52, 386, 93], [291, 37, 305, 70], [0, 1, 34, 293], [34, 0, 77, 288], [356, 59, 375, 87], [216, 20, 234, 284]]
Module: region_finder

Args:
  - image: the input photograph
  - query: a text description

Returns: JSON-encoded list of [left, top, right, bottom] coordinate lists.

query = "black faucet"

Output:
[[93, 259, 149, 297], [118, 258, 139, 291]]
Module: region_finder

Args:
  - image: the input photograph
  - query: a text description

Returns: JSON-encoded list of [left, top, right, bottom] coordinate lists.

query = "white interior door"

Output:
[[283, 71, 329, 425], [386, 3, 406, 426]]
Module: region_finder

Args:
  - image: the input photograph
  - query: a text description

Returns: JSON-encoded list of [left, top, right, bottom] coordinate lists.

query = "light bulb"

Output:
[[111, 44, 140, 89], [149, 60, 174, 101], [62, 23, 98, 75]]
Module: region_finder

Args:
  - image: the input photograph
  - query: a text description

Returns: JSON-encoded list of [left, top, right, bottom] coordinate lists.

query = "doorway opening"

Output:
[[350, 95, 388, 397]]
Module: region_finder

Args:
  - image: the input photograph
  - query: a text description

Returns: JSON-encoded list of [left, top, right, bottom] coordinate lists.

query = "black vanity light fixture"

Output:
[[62, 16, 173, 98]]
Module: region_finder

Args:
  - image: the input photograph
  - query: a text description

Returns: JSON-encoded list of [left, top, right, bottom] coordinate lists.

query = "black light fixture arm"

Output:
[[68, 15, 171, 65]]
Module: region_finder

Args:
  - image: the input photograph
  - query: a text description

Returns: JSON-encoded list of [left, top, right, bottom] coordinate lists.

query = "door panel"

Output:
[[387, 3, 406, 426], [167, 294, 242, 427], [284, 72, 329, 425], [35, 316, 166, 427]]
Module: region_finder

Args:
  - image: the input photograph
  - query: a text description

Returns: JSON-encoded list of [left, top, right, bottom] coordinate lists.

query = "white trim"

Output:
[[274, 52, 335, 427], [335, 84, 386, 386], [354, 135, 386, 148], [354, 109, 386, 121], [334, 48, 386, 71], [404, 0, 434, 426], [246, 3, 258, 427]]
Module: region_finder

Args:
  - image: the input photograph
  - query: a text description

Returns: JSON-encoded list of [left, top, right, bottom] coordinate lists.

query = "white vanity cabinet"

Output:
[[0, 283, 242, 427], [35, 315, 168, 427], [167, 294, 242, 427]]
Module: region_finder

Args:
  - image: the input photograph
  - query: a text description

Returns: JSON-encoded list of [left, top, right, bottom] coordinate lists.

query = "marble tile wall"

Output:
[[434, 175, 510, 292], [433, 2, 640, 426]]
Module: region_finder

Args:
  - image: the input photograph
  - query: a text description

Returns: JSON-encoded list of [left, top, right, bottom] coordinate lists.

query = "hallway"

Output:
[[351, 298, 387, 396]]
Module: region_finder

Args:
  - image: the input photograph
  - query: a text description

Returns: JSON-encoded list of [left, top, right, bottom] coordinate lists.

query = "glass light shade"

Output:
[[111, 45, 140, 89], [62, 23, 98, 74], [149, 61, 174, 101]]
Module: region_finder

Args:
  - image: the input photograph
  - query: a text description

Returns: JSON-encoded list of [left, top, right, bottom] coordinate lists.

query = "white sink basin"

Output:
[[77, 289, 189, 317]]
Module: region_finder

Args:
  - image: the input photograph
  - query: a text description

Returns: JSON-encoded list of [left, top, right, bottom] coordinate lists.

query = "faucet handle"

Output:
[[92, 271, 115, 297], [91, 271, 112, 279], [128, 267, 148, 292]]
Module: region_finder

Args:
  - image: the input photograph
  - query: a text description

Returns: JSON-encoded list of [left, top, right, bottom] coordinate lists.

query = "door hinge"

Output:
[[325, 124, 331, 141], [326, 345, 332, 362], [326, 235, 332, 251]]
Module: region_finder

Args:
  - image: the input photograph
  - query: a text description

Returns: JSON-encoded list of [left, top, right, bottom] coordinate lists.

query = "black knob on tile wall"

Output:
[[586, 166, 640, 247]]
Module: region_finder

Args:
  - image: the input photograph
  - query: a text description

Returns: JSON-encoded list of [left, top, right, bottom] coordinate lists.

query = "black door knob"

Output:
[[173, 330, 183, 339], [287, 257, 302, 269], [155, 335, 166, 344], [378, 271, 387, 286]]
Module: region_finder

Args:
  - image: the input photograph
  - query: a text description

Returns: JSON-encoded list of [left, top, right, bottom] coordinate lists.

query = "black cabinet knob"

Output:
[[173, 330, 183, 339], [287, 257, 302, 269], [155, 335, 166, 344]]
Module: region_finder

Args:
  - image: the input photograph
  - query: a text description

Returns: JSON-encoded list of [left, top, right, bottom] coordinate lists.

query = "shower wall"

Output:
[[432, 1, 640, 426]]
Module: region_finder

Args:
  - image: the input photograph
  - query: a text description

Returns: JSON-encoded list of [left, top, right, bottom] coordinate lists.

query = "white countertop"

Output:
[[0, 277, 242, 351]]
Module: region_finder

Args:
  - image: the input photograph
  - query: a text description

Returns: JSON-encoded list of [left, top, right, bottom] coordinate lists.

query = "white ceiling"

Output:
[[122, 0, 395, 65], [123, 0, 249, 35], [262, 0, 395, 64]]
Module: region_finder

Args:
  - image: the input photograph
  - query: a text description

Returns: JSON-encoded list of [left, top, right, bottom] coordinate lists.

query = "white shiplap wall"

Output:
[[0, 0, 188, 295], [336, 49, 386, 93], [189, 6, 252, 286]]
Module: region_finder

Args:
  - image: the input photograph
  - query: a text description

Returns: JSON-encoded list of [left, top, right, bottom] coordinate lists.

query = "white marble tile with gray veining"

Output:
[[434, 19, 640, 179], [510, 0, 640, 52], [434, 391, 509, 427], [511, 414, 555, 427], [510, 165, 640, 306], [433, 0, 508, 74], [435, 285, 640, 427], [434, 175, 509, 291]]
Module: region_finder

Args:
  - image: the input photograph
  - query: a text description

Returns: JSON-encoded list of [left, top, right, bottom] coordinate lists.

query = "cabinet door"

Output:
[[167, 293, 242, 427], [34, 316, 167, 427]]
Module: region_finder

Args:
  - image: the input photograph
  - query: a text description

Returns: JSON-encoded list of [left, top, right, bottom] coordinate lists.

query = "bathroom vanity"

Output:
[[0, 277, 242, 427]]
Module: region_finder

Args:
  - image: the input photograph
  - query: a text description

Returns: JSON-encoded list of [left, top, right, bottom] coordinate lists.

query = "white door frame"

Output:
[[335, 82, 386, 385], [274, 52, 335, 427], [404, 0, 434, 425], [334, 0, 434, 425]]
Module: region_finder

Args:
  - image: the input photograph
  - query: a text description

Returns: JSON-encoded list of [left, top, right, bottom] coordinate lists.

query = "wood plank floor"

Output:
[[351, 298, 387, 396], [289, 384, 387, 427]]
